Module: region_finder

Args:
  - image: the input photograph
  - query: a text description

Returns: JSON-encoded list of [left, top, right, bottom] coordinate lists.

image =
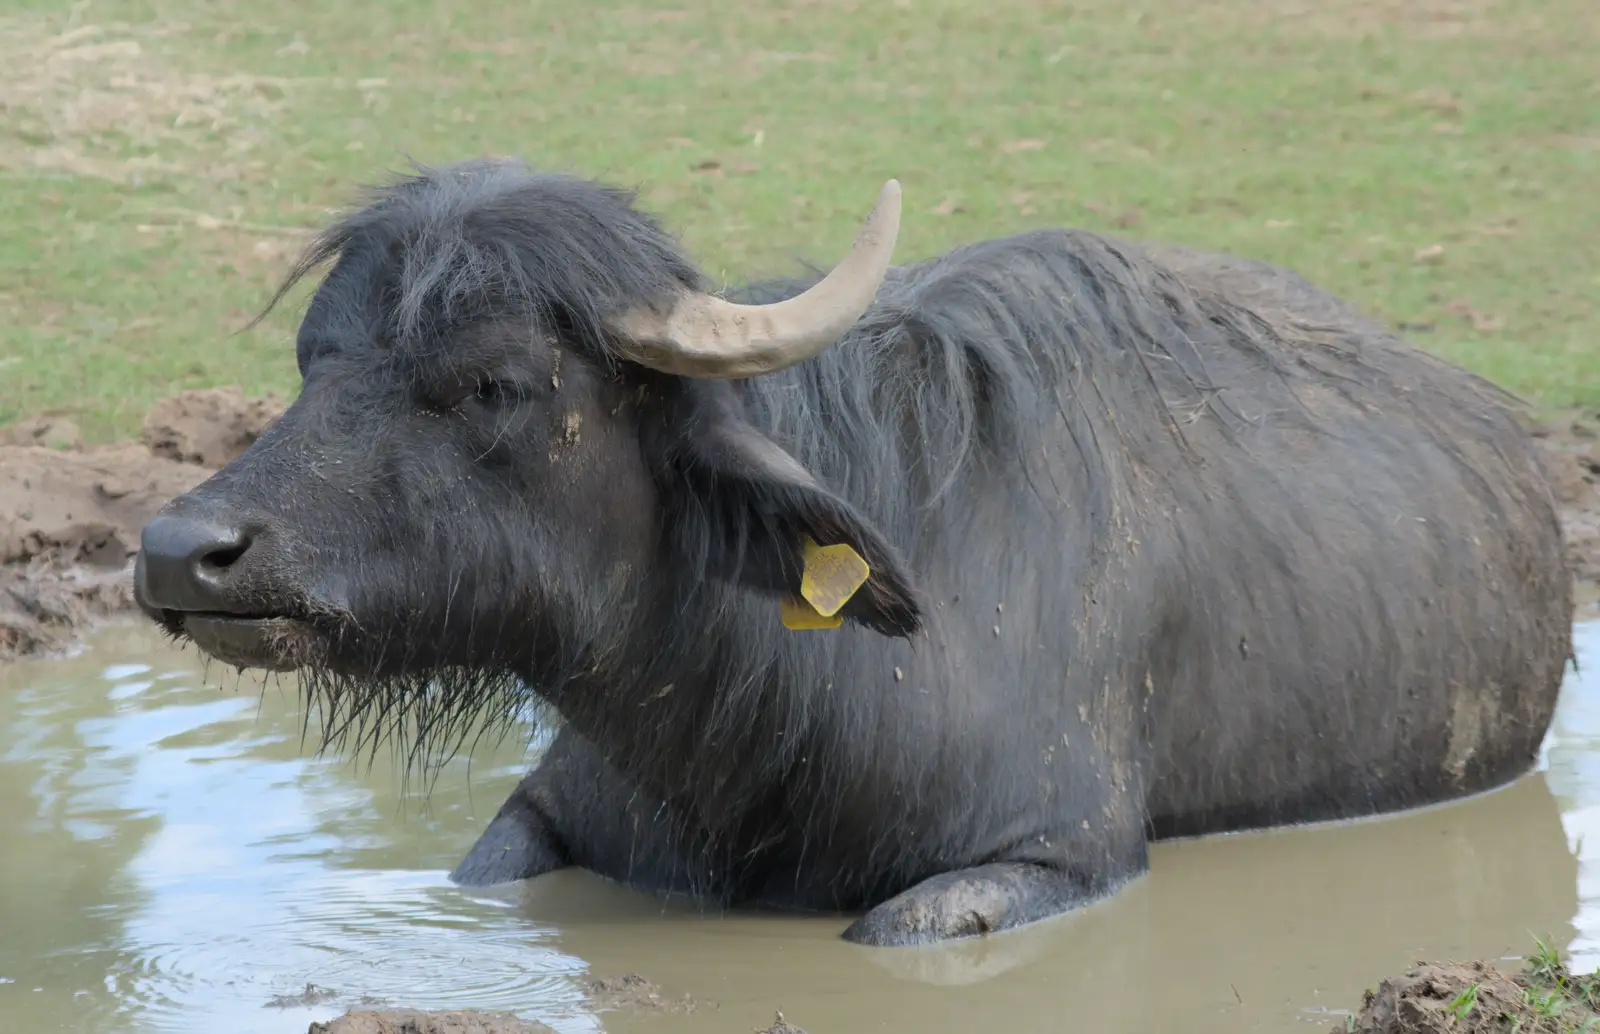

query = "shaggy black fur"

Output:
[[135, 158, 1574, 946]]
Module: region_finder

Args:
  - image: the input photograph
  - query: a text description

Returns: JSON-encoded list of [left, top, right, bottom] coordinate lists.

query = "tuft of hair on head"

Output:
[[245, 157, 707, 367]]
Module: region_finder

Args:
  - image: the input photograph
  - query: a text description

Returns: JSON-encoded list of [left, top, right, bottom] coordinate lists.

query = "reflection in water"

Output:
[[1543, 623, 1600, 974], [0, 621, 1593, 1034]]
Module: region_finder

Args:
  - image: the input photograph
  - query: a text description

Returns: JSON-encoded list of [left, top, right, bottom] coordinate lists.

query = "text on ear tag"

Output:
[[800, 536, 871, 617], [780, 537, 871, 631]]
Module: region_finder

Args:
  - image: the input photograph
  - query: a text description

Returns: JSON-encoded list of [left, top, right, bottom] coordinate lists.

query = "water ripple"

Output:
[[101, 867, 592, 1034], [2, 648, 582, 1034]]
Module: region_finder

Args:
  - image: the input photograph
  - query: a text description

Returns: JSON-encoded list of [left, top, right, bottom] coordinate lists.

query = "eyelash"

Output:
[[473, 379, 509, 406], [416, 378, 527, 417]]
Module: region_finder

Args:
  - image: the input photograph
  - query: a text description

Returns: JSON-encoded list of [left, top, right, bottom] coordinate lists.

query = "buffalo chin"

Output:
[[173, 614, 321, 672]]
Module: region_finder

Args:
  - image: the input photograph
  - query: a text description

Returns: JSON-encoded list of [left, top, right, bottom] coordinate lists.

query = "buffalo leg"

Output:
[[839, 862, 1116, 947], [448, 748, 573, 887], [449, 725, 707, 894]]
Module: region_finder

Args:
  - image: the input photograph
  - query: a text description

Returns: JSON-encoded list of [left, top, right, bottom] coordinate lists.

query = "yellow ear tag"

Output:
[[781, 536, 871, 630], [781, 595, 844, 630]]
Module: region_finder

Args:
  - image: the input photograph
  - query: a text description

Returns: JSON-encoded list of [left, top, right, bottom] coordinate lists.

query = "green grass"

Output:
[[1518, 936, 1600, 1031], [2, 0, 1596, 441]]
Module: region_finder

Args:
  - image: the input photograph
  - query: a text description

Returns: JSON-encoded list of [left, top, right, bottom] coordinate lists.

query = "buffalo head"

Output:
[[132, 160, 922, 752]]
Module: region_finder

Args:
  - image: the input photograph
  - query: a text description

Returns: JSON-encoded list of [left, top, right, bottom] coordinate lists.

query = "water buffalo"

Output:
[[132, 158, 1574, 947]]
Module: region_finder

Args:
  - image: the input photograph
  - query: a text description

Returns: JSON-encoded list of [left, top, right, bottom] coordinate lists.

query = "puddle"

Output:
[[0, 620, 1596, 1034]]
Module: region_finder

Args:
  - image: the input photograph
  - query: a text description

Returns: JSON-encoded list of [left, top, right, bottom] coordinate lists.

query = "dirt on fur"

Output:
[[0, 387, 283, 661], [0, 392, 1597, 664]]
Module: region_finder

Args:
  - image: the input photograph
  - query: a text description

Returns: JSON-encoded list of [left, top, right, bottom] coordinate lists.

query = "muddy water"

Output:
[[0, 623, 1596, 1034]]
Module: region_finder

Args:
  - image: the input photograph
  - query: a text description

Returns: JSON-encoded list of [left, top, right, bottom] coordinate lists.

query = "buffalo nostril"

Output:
[[199, 535, 252, 571], [136, 515, 265, 614]]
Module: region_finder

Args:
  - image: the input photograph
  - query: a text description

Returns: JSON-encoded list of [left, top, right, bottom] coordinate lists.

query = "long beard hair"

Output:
[[281, 609, 570, 796]]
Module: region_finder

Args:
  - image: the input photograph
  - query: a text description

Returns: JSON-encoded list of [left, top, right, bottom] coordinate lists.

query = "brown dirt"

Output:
[[0, 391, 1595, 664], [581, 972, 703, 1013], [266, 983, 342, 1009], [294, 975, 717, 1034], [306, 1010, 554, 1034], [576, 979, 700, 1017], [1537, 415, 1600, 619], [140, 386, 285, 468], [1338, 957, 1600, 1033], [0, 387, 283, 661]]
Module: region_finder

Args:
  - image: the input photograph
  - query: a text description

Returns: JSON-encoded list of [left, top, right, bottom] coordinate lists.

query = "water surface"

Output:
[[1, 621, 1597, 1033]]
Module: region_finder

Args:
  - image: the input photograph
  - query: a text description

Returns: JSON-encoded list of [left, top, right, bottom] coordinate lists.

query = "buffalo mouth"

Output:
[[154, 610, 324, 673]]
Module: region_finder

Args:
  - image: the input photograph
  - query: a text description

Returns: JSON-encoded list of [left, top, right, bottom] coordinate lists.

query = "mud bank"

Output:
[[306, 1009, 798, 1034], [0, 388, 282, 660], [307, 1014, 800, 1034], [1, 395, 1598, 663], [1542, 417, 1600, 616], [307, 1010, 556, 1034], [304, 975, 732, 1034], [1337, 948, 1600, 1033]]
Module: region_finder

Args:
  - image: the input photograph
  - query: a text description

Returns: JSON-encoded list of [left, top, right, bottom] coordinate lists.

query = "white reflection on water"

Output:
[[1540, 619, 1600, 972], [0, 638, 591, 1034]]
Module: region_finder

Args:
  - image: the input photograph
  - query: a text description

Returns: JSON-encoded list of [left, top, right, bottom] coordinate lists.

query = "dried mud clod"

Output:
[[0, 556, 139, 660], [1338, 946, 1600, 1034], [140, 386, 286, 469], [757, 1011, 809, 1034], [298, 975, 713, 1034], [582, 972, 704, 1013], [267, 983, 342, 1010], [306, 1009, 555, 1034]]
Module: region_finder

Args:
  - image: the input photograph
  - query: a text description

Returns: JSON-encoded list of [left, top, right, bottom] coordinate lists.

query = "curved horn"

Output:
[[609, 179, 902, 379]]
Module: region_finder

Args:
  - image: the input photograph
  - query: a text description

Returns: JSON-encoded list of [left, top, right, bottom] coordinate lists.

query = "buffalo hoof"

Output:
[[840, 862, 1092, 947]]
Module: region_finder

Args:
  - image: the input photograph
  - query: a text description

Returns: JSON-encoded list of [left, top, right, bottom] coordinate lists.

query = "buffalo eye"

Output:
[[470, 377, 536, 410], [417, 375, 527, 416], [473, 378, 508, 406]]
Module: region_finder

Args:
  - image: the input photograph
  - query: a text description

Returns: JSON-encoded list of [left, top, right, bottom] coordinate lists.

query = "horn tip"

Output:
[[872, 179, 903, 234]]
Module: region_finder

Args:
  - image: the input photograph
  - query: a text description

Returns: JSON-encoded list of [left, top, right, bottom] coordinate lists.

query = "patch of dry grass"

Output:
[[0, 16, 298, 183]]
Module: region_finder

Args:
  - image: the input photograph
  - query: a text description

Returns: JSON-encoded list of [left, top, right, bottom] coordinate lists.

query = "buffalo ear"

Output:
[[642, 380, 923, 638]]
